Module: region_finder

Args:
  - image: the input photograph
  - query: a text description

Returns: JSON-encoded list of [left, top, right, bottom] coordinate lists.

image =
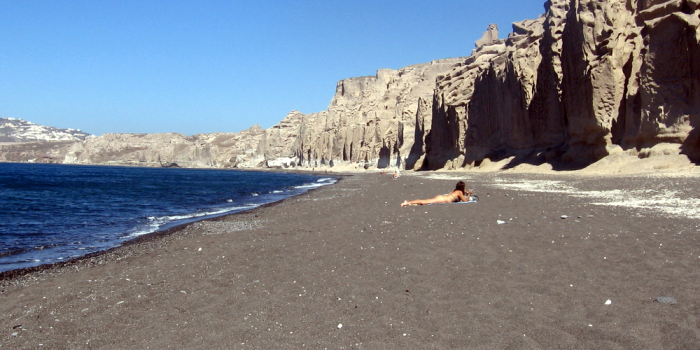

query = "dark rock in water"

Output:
[[653, 297, 677, 305]]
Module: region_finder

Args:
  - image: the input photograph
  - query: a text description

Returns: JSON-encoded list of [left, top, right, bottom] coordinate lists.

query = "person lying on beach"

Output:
[[401, 180, 472, 207]]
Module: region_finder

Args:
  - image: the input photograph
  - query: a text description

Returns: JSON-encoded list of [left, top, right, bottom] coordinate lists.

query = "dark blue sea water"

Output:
[[0, 163, 336, 273]]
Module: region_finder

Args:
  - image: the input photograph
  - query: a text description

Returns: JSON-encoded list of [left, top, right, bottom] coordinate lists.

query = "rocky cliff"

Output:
[[4, 0, 699, 171], [423, 0, 700, 170], [248, 0, 700, 171], [0, 118, 90, 164], [230, 59, 465, 170], [61, 124, 265, 168]]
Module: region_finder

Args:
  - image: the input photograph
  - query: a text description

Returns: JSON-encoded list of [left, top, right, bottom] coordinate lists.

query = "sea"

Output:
[[0, 163, 336, 273]]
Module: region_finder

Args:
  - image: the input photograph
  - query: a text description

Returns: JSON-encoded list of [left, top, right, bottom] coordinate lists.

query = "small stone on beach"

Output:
[[653, 297, 677, 304]]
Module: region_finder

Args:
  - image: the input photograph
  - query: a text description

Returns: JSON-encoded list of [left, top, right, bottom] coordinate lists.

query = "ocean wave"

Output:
[[295, 178, 337, 190], [124, 205, 257, 239], [124, 177, 339, 238], [0, 165, 340, 273]]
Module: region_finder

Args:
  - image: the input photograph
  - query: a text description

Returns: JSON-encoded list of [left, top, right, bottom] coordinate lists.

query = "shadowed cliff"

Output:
[[423, 0, 700, 170]]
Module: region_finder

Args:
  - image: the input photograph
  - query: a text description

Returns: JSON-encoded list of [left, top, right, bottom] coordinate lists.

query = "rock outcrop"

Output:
[[474, 24, 500, 51], [423, 0, 700, 169], [262, 59, 465, 170], [248, 0, 700, 171], [62, 124, 265, 168], [0, 118, 91, 164], [231, 59, 465, 170], [3, 0, 699, 171], [0, 141, 77, 164]]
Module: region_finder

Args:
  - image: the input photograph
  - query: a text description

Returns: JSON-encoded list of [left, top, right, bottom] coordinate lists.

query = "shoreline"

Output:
[[4, 167, 688, 284], [0, 173, 348, 287], [1, 171, 699, 348]]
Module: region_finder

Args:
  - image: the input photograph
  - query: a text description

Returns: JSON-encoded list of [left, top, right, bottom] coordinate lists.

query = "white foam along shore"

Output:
[[0, 176, 339, 274], [124, 177, 338, 239]]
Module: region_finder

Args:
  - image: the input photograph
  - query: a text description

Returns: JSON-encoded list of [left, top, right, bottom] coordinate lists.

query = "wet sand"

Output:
[[1, 172, 699, 349]]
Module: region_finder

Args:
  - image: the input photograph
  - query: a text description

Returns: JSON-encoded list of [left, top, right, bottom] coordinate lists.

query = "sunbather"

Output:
[[401, 181, 472, 207]]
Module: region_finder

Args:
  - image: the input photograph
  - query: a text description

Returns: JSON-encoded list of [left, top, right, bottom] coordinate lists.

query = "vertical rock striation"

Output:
[[7, 0, 699, 170], [423, 0, 700, 169], [252, 59, 465, 170]]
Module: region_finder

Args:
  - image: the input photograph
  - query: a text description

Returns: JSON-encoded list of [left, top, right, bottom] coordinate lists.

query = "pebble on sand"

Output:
[[653, 297, 678, 305]]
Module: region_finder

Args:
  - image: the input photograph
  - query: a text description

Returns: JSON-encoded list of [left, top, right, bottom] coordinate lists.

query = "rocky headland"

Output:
[[3, 0, 700, 174]]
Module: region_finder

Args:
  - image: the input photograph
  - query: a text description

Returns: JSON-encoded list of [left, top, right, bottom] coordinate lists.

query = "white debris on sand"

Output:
[[491, 176, 700, 219]]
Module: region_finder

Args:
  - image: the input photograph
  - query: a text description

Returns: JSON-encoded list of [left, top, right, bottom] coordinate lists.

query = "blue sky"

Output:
[[1, 0, 546, 136]]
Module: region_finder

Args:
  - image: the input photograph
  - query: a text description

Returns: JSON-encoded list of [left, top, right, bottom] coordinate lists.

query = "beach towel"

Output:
[[441, 194, 479, 204], [405, 196, 478, 206]]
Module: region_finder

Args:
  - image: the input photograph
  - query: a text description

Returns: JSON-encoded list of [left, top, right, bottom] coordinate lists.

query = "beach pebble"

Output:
[[653, 297, 677, 305]]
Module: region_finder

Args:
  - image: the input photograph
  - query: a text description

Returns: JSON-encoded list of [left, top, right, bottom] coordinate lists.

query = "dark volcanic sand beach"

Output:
[[1, 172, 699, 349]]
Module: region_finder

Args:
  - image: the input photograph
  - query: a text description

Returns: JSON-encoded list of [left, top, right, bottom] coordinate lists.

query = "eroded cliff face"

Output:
[[55, 59, 463, 170], [423, 0, 700, 169], [231, 59, 464, 170], [279, 60, 464, 170], [62, 124, 265, 168], [8, 0, 699, 171]]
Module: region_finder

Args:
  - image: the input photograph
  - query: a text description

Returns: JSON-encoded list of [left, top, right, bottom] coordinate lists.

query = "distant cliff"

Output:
[[0, 118, 90, 164], [62, 125, 265, 168], [0, 118, 89, 142], [3, 0, 699, 170]]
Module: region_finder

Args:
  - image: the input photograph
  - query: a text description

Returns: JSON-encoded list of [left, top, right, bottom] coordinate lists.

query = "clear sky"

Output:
[[1, 0, 547, 136]]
